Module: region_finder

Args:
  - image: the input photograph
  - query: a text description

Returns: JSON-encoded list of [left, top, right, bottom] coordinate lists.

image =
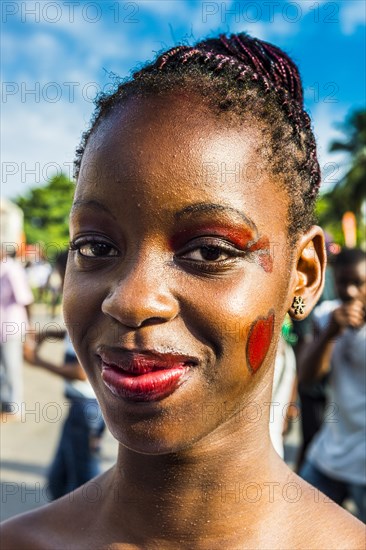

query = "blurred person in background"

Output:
[[44, 262, 63, 318], [298, 247, 366, 522], [25, 256, 52, 303], [0, 247, 34, 419], [269, 322, 297, 459], [24, 251, 105, 499]]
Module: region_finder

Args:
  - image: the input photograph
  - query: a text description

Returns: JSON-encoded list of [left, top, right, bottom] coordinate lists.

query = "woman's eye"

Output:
[[73, 241, 118, 258], [182, 245, 232, 262]]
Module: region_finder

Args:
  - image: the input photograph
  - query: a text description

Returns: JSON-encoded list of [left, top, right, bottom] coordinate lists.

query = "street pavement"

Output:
[[1, 305, 300, 522]]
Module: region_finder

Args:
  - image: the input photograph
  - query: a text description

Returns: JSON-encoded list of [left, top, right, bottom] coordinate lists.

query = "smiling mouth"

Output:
[[97, 349, 198, 402]]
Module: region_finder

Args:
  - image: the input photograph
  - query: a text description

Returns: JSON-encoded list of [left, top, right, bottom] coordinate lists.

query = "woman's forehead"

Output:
[[83, 94, 267, 185], [75, 94, 289, 235]]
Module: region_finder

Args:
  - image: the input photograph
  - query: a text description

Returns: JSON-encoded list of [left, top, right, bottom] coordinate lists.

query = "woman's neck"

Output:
[[103, 405, 286, 547]]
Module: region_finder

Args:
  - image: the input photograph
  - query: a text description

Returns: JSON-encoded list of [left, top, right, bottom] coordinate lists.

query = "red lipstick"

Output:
[[98, 350, 197, 402]]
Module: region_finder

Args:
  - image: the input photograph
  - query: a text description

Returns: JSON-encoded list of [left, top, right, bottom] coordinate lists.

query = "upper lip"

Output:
[[97, 347, 199, 375]]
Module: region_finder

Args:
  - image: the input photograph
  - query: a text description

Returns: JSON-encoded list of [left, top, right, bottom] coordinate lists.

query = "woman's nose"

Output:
[[101, 253, 179, 329]]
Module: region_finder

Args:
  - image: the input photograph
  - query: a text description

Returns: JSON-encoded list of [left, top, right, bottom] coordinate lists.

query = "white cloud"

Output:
[[340, 0, 366, 35], [300, 0, 328, 14], [2, 31, 62, 75], [1, 97, 89, 199], [188, 1, 330, 41], [229, 19, 269, 40], [139, 0, 194, 17]]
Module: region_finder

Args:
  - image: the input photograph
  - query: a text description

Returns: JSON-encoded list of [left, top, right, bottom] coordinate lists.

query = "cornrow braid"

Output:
[[75, 32, 321, 240]]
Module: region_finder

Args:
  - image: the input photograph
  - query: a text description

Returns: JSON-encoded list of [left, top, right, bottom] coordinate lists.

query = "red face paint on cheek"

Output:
[[246, 310, 275, 373]]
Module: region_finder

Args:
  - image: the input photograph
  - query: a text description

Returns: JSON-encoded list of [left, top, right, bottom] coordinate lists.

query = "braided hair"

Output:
[[75, 33, 321, 240]]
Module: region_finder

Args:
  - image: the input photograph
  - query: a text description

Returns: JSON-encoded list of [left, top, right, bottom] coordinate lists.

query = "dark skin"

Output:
[[2, 94, 364, 549], [298, 260, 366, 385]]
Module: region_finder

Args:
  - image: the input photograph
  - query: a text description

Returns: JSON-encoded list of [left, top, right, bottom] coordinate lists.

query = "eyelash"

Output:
[[175, 238, 249, 271], [69, 237, 119, 258]]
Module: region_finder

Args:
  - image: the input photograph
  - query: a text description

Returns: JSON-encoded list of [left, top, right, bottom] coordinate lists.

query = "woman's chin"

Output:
[[108, 423, 201, 456]]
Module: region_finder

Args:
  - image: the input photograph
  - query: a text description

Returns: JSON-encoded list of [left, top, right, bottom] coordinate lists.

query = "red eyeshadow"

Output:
[[169, 225, 254, 250], [247, 235, 269, 252]]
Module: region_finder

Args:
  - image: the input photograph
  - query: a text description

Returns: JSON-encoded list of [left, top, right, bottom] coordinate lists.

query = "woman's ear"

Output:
[[288, 226, 326, 320]]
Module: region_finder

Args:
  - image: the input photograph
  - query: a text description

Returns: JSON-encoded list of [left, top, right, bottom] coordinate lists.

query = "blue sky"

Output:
[[2, 0, 365, 199]]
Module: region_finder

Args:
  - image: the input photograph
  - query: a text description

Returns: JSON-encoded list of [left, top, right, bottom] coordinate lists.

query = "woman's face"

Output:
[[64, 93, 297, 453]]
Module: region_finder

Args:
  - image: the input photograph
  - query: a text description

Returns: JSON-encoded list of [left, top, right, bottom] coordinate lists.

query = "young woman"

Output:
[[2, 32, 364, 549]]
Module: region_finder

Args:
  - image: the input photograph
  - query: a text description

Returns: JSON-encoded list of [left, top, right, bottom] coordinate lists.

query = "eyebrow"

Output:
[[175, 203, 257, 231], [71, 199, 117, 220]]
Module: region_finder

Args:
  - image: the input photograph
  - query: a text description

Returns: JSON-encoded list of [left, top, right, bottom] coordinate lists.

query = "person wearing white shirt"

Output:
[[1, 253, 34, 416]]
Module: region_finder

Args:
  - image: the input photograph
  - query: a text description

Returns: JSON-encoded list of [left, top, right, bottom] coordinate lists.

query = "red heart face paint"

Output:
[[246, 310, 275, 373]]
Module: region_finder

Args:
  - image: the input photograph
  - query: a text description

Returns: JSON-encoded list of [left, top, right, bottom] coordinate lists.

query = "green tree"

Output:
[[15, 173, 75, 255], [316, 110, 366, 244]]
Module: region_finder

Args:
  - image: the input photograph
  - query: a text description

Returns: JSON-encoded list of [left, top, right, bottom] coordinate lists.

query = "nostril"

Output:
[[139, 317, 169, 327]]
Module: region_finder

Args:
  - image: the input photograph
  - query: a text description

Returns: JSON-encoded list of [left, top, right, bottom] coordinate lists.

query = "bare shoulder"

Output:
[[1, 504, 59, 550], [0, 473, 111, 550], [290, 475, 366, 550]]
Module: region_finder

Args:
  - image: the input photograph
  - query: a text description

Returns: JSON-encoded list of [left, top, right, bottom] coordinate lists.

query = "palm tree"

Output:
[[316, 110, 366, 244], [329, 110, 366, 215]]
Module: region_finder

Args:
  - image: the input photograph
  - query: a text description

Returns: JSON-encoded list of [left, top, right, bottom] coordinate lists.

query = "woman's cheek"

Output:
[[63, 274, 94, 339]]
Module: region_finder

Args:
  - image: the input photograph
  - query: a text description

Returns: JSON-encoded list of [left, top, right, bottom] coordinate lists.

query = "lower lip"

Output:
[[101, 363, 191, 402]]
